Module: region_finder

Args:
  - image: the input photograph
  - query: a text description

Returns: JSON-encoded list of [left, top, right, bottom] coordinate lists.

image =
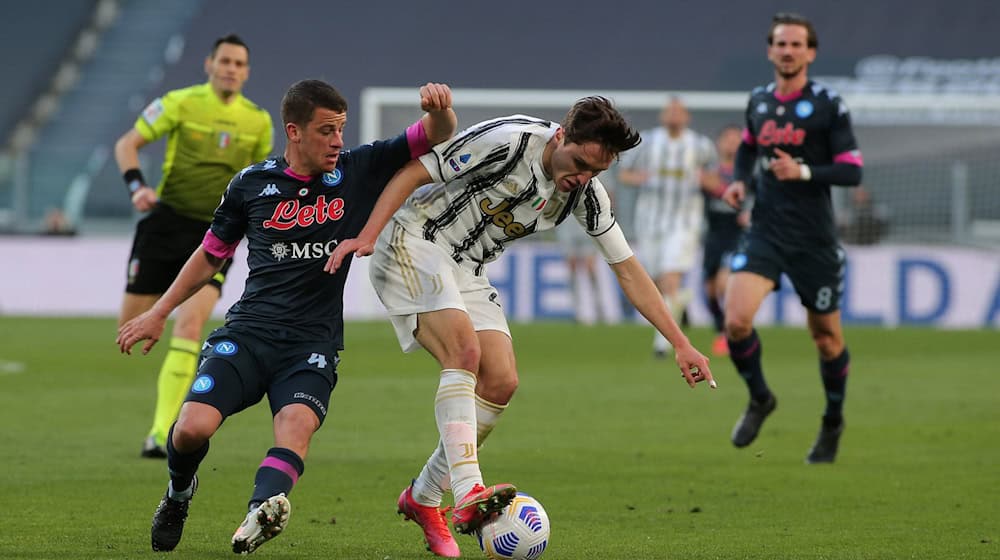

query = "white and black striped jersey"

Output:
[[394, 115, 632, 275], [620, 127, 717, 239]]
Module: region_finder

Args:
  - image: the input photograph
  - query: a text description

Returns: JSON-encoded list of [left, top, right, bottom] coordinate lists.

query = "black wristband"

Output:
[[123, 168, 146, 194]]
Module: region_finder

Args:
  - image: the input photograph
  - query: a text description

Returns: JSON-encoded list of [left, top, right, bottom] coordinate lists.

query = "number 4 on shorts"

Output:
[[307, 353, 327, 369]]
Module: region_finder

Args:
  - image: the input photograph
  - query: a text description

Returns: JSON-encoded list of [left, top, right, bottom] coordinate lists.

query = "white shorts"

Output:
[[370, 222, 511, 353], [634, 229, 699, 276]]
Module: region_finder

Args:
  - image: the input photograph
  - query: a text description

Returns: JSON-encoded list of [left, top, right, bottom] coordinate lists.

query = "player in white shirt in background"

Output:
[[618, 97, 719, 357], [324, 97, 716, 558], [555, 218, 606, 324]]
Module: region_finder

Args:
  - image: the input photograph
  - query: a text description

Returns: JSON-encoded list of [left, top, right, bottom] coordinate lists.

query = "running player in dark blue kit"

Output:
[[721, 12, 863, 463], [117, 79, 456, 553], [701, 124, 750, 357]]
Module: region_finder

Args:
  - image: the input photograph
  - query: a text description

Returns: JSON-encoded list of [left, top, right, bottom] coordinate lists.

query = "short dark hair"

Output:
[[211, 33, 249, 58], [717, 123, 742, 138], [561, 96, 641, 158], [281, 79, 349, 126], [768, 12, 818, 49]]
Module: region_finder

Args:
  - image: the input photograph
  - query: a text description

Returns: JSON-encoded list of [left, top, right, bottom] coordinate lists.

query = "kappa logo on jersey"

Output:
[[191, 374, 215, 394], [321, 169, 343, 186], [263, 195, 346, 230], [142, 98, 165, 125], [270, 240, 340, 260], [262, 159, 278, 170], [480, 197, 528, 238], [213, 341, 238, 355], [757, 119, 806, 146], [258, 183, 280, 197], [795, 100, 814, 118]]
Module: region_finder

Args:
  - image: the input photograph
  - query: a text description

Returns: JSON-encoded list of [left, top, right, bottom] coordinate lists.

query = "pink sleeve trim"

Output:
[[741, 128, 756, 146], [406, 120, 431, 159], [834, 150, 864, 167], [203, 230, 239, 259]]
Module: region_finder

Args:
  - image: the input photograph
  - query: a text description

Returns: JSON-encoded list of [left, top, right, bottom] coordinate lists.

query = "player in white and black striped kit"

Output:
[[325, 97, 716, 557], [619, 98, 718, 356]]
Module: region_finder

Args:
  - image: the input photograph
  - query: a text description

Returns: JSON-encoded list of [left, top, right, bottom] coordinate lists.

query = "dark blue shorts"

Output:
[[185, 325, 339, 424], [729, 232, 846, 313], [702, 229, 744, 279]]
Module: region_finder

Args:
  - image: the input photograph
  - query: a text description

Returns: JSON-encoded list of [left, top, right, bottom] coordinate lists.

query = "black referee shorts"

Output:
[[125, 204, 232, 294]]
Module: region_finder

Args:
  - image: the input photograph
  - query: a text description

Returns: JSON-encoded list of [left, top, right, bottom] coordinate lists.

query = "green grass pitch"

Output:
[[0, 317, 996, 559]]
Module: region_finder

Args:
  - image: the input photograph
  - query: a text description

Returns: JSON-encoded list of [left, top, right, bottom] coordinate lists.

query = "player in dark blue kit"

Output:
[[117, 79, 456, 553], [701, 124, 750, 357], [721, 12, 863, 463]]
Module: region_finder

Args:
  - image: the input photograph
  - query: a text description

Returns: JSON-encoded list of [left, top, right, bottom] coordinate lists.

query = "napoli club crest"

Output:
[[191, 374, 215, 394], [322, 169, 343, 187], [796, 100, 814, 118], [213, 340, 238, 355]]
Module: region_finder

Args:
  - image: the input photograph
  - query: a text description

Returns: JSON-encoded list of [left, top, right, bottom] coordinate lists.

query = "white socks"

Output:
[[432, 369, 481, 503], [413, 390, 508, 506]]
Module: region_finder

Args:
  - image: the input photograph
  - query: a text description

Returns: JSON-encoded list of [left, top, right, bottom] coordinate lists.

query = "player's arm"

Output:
[[774, 99, 864, 185], [582, 203, 714, 389], [806, 99, 864, 186], [724, 99, 758, 208], [723, 137, 757, 209], [114, 128, 158, 212], [608, 253, 716, 389], [417, 82, 457, 146], [117, 246, 224, 355], [323, 159, 432, 273]]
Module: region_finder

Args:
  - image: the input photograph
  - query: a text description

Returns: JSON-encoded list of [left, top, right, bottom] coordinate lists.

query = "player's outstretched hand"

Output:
[[674, 344, 717, 389], [722, 180, 745, 210], [117, 310, 167, 355], [324, 237, 374, 274], [420, 82, 453, 113]]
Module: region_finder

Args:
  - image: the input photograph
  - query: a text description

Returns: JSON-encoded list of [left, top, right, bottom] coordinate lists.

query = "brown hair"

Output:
[[561, 96, 641, 158], [768, 12, 818, 49], [280, 79, 349, 126]]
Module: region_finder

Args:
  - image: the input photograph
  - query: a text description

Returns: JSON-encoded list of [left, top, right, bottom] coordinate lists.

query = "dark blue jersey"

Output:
[[737, 80, 862, 248], [703, 162, 743, 237], [209, 133, 411, 348]]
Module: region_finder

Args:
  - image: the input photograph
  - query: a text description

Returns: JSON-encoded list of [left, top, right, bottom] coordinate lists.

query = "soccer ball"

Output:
[[476, 492, 550, 560]]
